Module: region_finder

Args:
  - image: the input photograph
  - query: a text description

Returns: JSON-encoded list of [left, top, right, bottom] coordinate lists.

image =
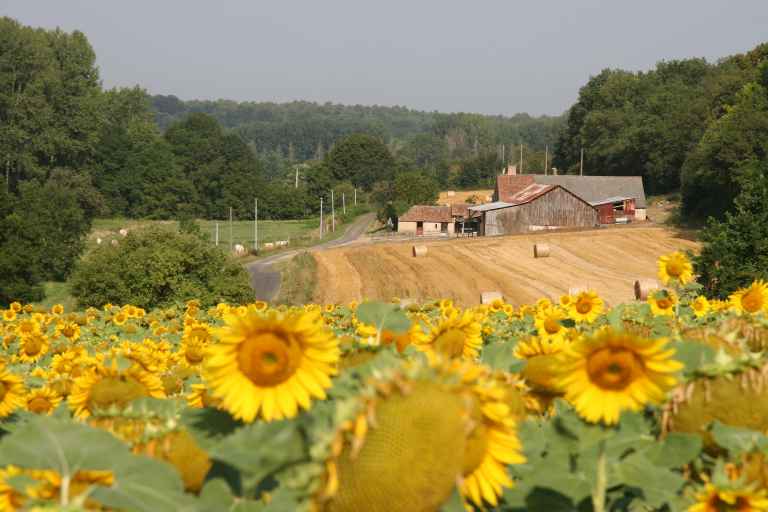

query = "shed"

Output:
[[398, 205, 454, 235], [470, 184, 598, 236]]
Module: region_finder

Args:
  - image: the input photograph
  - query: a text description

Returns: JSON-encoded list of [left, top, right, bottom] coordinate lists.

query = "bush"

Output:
[[695, 162, 768, 297], [70, 226, 254, 309]]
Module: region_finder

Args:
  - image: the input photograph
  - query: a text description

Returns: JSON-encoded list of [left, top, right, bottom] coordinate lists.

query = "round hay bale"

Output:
[[110, 239, 119, 247], [412, 245, 428, 257], [481, 291, 503, 304], [533, 243, 550, 258], [568, 285, 588, 296], [634, 279, 659, 301], [119, 228, 129, 237]]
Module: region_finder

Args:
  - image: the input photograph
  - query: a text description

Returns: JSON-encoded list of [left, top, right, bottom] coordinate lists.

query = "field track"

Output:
[[312, 226, 698, 306]]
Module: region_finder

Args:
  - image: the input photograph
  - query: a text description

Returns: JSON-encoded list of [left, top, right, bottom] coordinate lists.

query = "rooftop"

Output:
[[398, 205, 452, 223]]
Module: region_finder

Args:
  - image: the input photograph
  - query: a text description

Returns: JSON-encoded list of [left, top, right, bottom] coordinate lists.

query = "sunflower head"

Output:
[[648, 289, 678, 317], [557, 328, 682, 425], [68, 362, 165, 418], [25, 387, 62, 415], [416, 309, 483, 360], [568, 291, 604, 323], [691, 296, 711, 318], [534, 307, 568, 341], [730, 280, 768, 315], [658, 251, 694, 286], [204, 310, 340, 422]]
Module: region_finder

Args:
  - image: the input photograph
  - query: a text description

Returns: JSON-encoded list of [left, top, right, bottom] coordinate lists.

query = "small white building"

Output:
[[398, 205, 454, 236]]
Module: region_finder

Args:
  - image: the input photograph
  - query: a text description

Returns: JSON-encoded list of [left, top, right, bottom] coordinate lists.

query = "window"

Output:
[[441, 222, 448, 233]]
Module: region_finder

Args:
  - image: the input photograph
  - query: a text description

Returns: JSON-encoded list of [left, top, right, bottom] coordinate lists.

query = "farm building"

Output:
[[398, 204, 475, 235], [470, 183, 599, 236], [494, 174, 648, 221]]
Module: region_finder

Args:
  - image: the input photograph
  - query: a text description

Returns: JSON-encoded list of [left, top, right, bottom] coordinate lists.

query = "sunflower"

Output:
[[112, 311, 128, 326], [416, 309, 483, 360], [25, 387, 62, 415], [691, 296, 711, 318], [559, 294, 573, 308], [515, 336, 569, 395], [0, 465, 27, 511], [68, 362, 165, 418], [648, 290, 678, 317], [14, 318, 40, 338], [534, 307, 568, 342], [556, 328, 682, 425], [179, 336, 207, 368], [54, 321, 80, 342], [731, 281, 768, 315], [203, 310, 340, 422], [658, 251, 694, 286], [1, 309, 16, 322], [688, 481, 768, 512], [9, 302, 21, 313], [50, 304, 64, 316], [568, 291, 605, 323], [186, 383, 222, 409], [17, 333, 49, 363], [0, 367, 25, 418]]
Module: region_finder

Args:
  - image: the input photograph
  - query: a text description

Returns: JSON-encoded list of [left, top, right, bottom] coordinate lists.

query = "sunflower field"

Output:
[[2, 252, 768, 511]]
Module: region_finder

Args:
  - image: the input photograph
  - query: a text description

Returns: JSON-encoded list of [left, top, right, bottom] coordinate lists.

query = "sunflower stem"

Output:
[[592, 440, 607, 512]]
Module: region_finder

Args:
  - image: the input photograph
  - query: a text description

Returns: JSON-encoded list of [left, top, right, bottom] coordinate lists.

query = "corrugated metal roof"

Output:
[[532, 175, 647, 208], [468, 201, 515, 212], [507, 183, 555, 205]]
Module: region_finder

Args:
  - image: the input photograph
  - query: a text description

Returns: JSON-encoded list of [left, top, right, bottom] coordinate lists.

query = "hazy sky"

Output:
[[4, 0, 768, 116]]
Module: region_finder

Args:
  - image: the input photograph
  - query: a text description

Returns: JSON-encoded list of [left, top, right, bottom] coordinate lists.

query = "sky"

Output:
[[4, 0, 768, 116]]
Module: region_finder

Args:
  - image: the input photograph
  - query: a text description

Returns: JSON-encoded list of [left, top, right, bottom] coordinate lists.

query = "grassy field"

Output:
[[274, 252, 318, 305]]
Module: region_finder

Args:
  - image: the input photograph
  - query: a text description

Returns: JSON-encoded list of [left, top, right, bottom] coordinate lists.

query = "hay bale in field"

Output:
[[264, 242, 275, 250], [119, 228, 129, 237], [233, 244, 246, 256], [96, 237, 102, 245], [399, 298, 417, 309], [568, 285, 588, 296], [533, 243, 550, 258], [634, 279, 659, 300], [110, 239, 119, 247], [481, 291, 503, 304], [446, 191, 455, 197], [412, 245, 428, 257]]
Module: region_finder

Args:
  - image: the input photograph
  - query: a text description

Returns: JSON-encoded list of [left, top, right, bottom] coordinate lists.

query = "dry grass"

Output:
[[436, 189, 494, 205], [312, 226, 699, 306]]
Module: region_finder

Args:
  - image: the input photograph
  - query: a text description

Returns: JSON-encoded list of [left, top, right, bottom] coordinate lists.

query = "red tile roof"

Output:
[[450, 203, 472, 219], [399, 205, 452, 223], [495, 175, 534, 202]]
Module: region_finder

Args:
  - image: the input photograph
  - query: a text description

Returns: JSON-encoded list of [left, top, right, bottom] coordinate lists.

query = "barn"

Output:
[[469, 183, 598, 236], [591, 196, 636, 224]]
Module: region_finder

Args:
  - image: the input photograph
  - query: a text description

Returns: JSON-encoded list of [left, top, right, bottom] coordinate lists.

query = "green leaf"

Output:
[[356, 301, 411, 335], [182, 407, 244, 451], [613, 453, 685, 508], [674, 340, 716, 375], [480, 342, 525, 372], [210, 420, 306, 492], [710, 421, 768, 455], [198, 478, 236, 511], [644, 432, 702, 468], [439, 489, 465, 512]]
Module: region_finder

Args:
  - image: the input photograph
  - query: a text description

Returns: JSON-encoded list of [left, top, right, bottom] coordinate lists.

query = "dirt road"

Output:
[[312, 226, 698, 307], [246, 213, 375, 301]]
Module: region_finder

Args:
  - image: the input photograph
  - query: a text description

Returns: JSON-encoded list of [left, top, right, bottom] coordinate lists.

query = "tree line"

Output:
[[553, 42, 768, 221]]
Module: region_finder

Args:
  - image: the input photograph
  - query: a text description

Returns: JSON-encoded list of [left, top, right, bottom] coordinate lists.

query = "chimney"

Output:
[[552, 167, 559, 176], [505, 164, 518, 176]]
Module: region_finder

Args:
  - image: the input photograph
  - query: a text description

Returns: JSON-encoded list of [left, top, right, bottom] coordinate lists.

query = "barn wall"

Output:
[[483, 188, 598, 236]]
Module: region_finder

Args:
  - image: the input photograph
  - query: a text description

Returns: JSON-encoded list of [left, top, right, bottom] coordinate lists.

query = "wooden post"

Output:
[[215, 222, 219, 246], [342, 192, 346, 214], [294, 167, 299, 188], [544, 145, 548, 175], [354, 188, 357, 205]]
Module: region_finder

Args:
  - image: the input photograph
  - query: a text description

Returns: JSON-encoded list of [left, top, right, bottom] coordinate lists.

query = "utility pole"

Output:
[[294, 166, 299, 189], [229, 207, 233, 251], [544, 145, 549, 175], [520, 143, 524, 174], [501, 144, 505, 167], [354, 188, 357, 206], [320, 197, 324, 239], [254, 198, 258, 251], [342, 192, 346, 214], [331, 189, 336, 232], [580, 147, 584, 176], [215, 222, 219, 246]]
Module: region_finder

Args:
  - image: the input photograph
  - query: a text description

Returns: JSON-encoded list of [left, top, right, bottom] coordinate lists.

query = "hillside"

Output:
[[312, 226, 698, 306]]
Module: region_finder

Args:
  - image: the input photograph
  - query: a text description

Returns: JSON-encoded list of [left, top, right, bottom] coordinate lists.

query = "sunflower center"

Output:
[[665, 260, 683, 278], [25, 336, 43, 356], [62, 326, 76, 338], [434, 329, 467, 358], [88, 376, 148, 412], [543, 318, 561, 335], [586, 347, 644, 391], [19, 322, 35, 334], [237, 332, 302, 386], [185, 346, 205, 364], [657, 298, 672, 310], [742, 288, 764, 313], [576, 299, 592, 314], [28, 396, 53, 414], [708, 494, 751, 511]]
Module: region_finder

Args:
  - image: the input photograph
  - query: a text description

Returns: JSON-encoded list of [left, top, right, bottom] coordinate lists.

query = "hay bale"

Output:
[[264, 242, 275, 250], [634, 279, 659, 301], [119, 228, 129, 237], [233, 244, 246, 256], [446, 191, 455, 197], [96, 237, 102, 245], [568, 285, 588, 296], [110, 239, 119, 247], [481, 291, 503, 304], [533, 243, 550, 258], [412, 245, 428, 257], [399, 298, 417, 309]]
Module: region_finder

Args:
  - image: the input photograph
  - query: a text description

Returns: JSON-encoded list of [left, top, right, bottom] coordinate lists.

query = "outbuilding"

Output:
[[397, 205, 454, 235]]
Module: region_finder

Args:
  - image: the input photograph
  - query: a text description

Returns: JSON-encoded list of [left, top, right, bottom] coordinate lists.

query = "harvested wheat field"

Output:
[[312, 226, 698, 306], [437, 189, 494, 205]]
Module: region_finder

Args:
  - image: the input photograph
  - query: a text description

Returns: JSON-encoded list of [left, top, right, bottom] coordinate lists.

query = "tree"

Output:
[[325, 133, 395, 190], [695, 162, 768, 297], [70, 226, 254, 309], [0, 188, 44, 305]]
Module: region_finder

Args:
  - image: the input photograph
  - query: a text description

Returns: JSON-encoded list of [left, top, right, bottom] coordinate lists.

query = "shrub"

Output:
[[70, 226, 253, 309]]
